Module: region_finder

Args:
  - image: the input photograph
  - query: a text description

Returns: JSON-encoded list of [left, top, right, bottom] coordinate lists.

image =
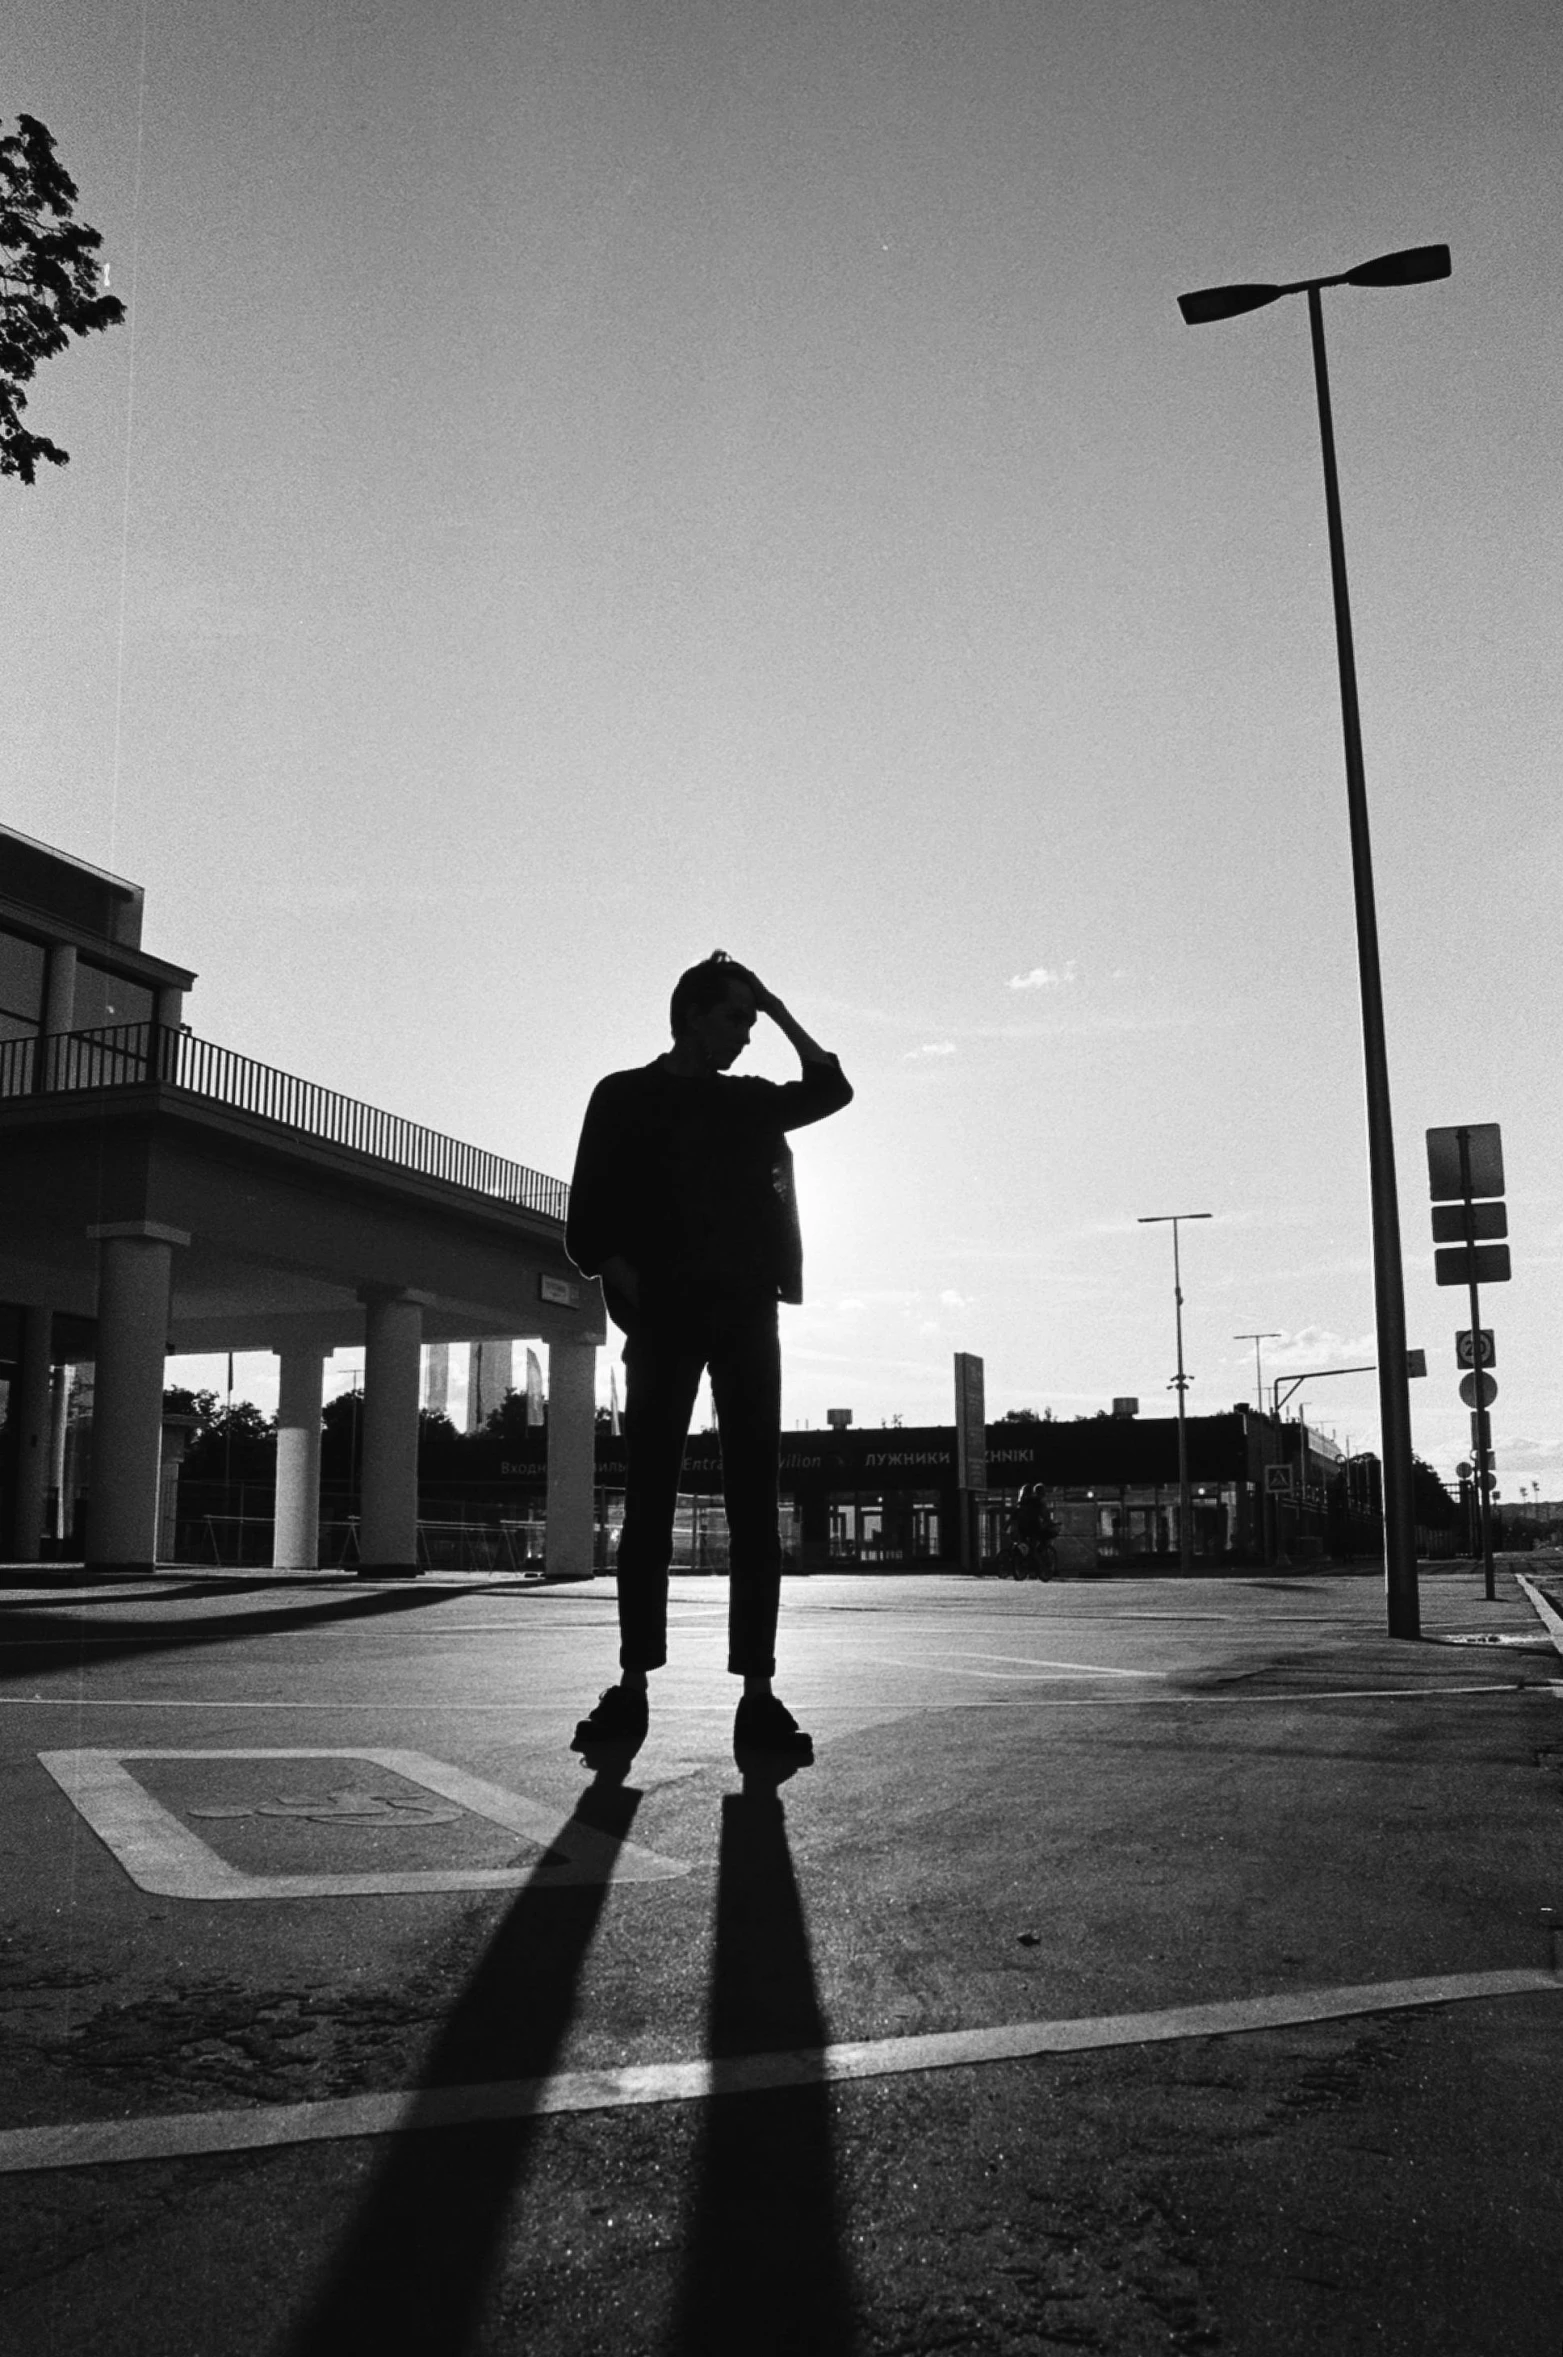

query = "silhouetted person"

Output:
[[565, 952, 852, 1760]]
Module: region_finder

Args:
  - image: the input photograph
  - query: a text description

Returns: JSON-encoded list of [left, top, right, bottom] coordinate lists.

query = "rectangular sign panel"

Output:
[[1426, 1123, 1504, 1203], [1431, 1201, 1507, 1244], [1264, 1465, 1294, 1495], [538, 1274, 579, 1307], [1434, 1244, 1511, 1287], [953, 1351, 986, 1489]]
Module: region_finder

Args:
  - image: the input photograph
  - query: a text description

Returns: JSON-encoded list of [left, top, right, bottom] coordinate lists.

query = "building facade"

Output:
[[0, 827, 599, 1578]]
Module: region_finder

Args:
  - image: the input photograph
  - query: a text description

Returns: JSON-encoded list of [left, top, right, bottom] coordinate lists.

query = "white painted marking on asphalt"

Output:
[[933, 1650, 1168, 1679], [36, 1749, 688, 1898], [4, 1681, 1544, 1712], [2, 1964, 1556, 2177]]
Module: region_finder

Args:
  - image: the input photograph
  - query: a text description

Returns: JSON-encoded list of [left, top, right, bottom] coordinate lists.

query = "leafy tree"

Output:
[[1411, 1454, 1458, 1526], [162, 1388, 277, 1481], [1, 113, 124, 484]]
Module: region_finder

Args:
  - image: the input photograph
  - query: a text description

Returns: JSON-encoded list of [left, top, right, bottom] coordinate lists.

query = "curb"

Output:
[[1514, 1571, 1563, 1662]]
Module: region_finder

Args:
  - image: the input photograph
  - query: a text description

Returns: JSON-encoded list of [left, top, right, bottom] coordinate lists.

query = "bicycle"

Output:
[[996, 1535, 1058, 1581]]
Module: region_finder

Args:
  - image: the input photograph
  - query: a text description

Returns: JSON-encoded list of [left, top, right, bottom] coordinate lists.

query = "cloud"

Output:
[[940, 1288, 973, 1308], [1008, 962, 1078, 991], [904, 1041, 957, 1059], [1264, 1327, 1377, 1370]]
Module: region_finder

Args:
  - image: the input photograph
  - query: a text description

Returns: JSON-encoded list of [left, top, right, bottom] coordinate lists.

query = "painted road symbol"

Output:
[[189, 1788, 462, 1827], [38, 1748, 689, 1900]]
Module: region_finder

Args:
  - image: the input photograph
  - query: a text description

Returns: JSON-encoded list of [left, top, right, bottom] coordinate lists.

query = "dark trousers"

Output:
[[616, 1298, 782, 1678]]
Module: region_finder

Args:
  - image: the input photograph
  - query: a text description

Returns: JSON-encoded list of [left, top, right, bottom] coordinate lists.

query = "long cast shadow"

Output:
[[0, 1580, 494, 1685], [667, 1764, 859, 2355], [282, 1757, 643, 2357]]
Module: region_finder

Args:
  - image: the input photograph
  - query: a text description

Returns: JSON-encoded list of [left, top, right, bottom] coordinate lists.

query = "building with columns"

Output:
[[0, 827, 602, 1579]]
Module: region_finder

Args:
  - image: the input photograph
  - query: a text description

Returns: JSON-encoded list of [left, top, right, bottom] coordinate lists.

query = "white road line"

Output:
[[921, 1650, 1168, 1679], [1, 1682, 1545, 1713], [2, 1964, 1555, 2178]]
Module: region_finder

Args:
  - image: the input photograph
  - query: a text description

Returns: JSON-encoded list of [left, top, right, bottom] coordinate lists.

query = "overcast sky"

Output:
[[7, 0, 1563, 1485]]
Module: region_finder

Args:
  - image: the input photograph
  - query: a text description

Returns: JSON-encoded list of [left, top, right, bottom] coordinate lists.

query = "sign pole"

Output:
[[1458, 1129, 1496, 1601]]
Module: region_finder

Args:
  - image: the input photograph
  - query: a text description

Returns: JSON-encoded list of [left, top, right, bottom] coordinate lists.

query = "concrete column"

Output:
[[9, 1307, 54, 1560], [274, 1346, 326, 1569], [47, 1366, 70, 1540], [358, 1291, 424, 1578], [157, 1416, 197, 1561], [85, 1223, 188, 1574], [546, 1335, 598, 1579], [38, 944, 77, 1091], [42, 944, 77, 1034]]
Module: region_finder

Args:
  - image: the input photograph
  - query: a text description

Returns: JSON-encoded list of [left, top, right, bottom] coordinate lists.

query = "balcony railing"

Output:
[[0, 1021, 570, 1223]]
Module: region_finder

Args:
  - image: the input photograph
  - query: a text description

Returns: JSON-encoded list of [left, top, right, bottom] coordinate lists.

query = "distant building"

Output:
[[472, 1403, 1389, 1571]]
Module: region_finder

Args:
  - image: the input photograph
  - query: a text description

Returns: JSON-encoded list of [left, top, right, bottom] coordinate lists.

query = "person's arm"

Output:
[[747, 975, 855, 1129], [565, 1078, 634, 1281], [751, 977, 834, 1066], [567, 1079, 648, 1323]]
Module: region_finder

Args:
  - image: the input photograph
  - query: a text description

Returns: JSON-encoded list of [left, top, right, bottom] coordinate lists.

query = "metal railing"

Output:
[[0, 1020, 570, 1221]]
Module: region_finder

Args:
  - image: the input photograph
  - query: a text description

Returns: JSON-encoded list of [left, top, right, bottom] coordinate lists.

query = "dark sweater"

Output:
[[566, 1052, 853, 1321]]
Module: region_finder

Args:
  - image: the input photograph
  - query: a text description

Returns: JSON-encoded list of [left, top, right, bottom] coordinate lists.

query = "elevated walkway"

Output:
[[0, 1022, 602, 1581]]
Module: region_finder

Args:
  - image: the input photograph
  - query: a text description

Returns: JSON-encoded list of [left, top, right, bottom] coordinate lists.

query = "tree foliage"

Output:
[[163, 1388, 277, 1481], [0, 113, 124, 484]]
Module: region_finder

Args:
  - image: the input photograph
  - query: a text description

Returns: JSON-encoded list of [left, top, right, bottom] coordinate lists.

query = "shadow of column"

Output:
[[666, 1764, 859, 2355], [282, 1762, 643, 2357]]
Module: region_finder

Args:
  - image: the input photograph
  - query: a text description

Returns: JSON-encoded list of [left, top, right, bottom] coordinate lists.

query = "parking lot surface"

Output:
[[2, 1563, 1560, 2354]]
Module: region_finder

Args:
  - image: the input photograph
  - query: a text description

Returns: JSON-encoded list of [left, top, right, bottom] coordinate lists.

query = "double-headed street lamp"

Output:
[[1140, 1211, 1212, 1575], [1177, 241, 1450, 1641]]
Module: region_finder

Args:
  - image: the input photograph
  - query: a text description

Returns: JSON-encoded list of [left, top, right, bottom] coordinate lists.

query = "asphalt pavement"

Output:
[[2, 1559, 1561, 2356]]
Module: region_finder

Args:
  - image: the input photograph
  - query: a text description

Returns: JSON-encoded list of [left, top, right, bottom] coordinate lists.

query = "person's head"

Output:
[[669, 950, 758, 1072]]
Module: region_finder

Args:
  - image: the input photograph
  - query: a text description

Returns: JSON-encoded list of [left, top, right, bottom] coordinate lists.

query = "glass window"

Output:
[[0, 928, 44, 1027], [73, 961, 154, 1031]]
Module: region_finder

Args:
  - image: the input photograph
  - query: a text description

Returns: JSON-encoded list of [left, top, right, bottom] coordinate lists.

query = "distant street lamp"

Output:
[[1140, 1212, 1213, 1575], [1235, 1331, 1282, 1415], [1177, 241, 1450, 1642]]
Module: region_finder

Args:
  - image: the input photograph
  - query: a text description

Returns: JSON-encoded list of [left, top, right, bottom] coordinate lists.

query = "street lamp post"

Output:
[[1236, 1328, 1282, 1565], [1140, 1212, 1212, 1575], [1177, 241, 1449, 1641], [1235, 1331, 1282, 1415]]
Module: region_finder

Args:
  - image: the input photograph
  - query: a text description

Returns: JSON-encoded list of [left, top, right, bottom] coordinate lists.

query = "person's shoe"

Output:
[[733, 1692, 813, 1762], [571, 1683, 648, 1752]]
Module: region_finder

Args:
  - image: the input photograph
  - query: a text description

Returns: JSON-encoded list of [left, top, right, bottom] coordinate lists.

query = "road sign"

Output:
[[1435, 1243, 1511, 1287], [1458, 1372, 1497, 1409], [1470, 1409, 1492, 1449], [1456, 1459, 1472, 1479], [1426, 1123, 1504, 1202], [1264, 1465, 1293, 1496], [1406, 1348, 1426, 1378], [1431, 1201, 1507, 1243], [1456, 1329, 1495, 1368]]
